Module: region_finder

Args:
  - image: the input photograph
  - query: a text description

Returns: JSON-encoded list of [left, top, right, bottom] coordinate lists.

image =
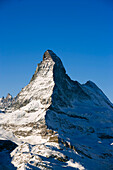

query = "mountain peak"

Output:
[[43, 50, 57, 61], [6, 93, 13, 100], [42, 49, 66, 79], [43, 50, 62, 64]]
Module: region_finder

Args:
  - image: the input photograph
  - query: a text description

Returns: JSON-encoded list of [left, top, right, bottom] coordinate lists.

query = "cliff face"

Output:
[[0, 50, 113, 170]]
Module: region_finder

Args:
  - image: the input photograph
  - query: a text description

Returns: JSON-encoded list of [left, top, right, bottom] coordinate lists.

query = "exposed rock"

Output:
[[6, 93, 13, 100], [0, 93, 13, 112]]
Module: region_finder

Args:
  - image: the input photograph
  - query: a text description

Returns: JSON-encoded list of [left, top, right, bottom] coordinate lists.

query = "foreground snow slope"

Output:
[[0, 50, 113, 170]]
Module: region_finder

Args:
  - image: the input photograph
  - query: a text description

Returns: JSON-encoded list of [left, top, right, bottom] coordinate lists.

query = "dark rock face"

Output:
[[0, 140, 17, 152], [45, 50, 113, 109], [0, 140, 17, 170]]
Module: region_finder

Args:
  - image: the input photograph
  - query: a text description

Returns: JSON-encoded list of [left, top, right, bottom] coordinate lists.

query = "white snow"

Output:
[[66, 160, 85, 170]]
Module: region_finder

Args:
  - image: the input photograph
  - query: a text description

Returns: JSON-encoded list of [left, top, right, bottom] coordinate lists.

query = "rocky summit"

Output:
[[0, 50, 113, 170], [0, 93, 13, 112]]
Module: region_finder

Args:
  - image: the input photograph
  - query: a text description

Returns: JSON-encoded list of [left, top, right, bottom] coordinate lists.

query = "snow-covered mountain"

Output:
[[0, 93, 13, 112], [0, 50, 113, 170]]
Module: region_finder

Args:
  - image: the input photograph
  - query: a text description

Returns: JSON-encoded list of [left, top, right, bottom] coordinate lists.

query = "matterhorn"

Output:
[[0, 50, 113, 170]]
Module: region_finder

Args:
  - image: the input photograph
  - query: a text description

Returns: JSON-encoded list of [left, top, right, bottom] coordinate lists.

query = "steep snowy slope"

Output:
[[0, 50, 113, 170]]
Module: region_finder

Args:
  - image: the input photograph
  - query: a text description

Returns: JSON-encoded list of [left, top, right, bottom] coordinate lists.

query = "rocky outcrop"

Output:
[[0, 93, 13, 112]]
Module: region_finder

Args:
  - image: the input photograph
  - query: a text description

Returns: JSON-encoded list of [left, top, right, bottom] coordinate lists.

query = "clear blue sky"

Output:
[[0, 0, 113, 102]]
